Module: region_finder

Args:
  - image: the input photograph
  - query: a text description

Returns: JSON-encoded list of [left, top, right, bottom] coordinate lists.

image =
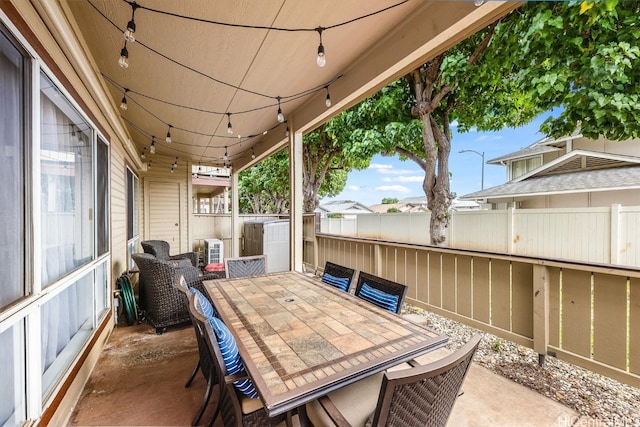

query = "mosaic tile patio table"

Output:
[[203, 271, 448, 417]]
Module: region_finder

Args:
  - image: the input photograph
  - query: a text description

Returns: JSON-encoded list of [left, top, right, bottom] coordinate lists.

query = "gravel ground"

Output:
[[403, 305, 640, 427]]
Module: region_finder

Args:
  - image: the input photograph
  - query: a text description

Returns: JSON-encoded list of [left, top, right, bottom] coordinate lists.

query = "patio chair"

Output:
[[224, 255, 267, 278], [305, 334, 482, 427], [354, 272, 408, 314], [190, 294, 294, 427], [320, 261, 356, 292], [176, 276, 218, 426], [132, 253, 210, 333], [141, 239, 199, 267]]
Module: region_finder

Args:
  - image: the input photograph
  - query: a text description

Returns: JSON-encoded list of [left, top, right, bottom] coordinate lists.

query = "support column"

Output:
[[289, 121, 303, 272], [533, 264, 549, 365], [231, 171, 241, 257]]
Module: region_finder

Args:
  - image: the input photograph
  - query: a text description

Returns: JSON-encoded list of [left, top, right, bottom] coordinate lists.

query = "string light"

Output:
[[141, 147, 146, 159], [147, 160, 152, 169], [223, 146, 228, 162], [118, 41, 129, 68], [120, 88, 129, 110], [165, 125, 172, 143], [150, 137, 156, 154], [124, 2, 139, 42], [286, 125, 290, 137], [325, 87, 332, 107], [276, 96, 284, 123], [316, 27, 326, 67], [226, 113, 233, 134], [251, 147, 255, 160]]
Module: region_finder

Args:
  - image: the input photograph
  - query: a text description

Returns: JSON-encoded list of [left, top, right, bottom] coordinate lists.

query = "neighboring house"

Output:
[[460, 132, 640, 209], [369, 196, 480, 213], [316, 200, 373, 218]]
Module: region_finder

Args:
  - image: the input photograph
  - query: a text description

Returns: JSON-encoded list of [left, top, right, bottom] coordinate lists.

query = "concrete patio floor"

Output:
[[67, 321, 581, 427]]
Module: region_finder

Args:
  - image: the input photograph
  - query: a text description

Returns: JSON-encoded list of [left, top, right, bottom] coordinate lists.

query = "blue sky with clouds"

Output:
[[322, 112, 555, 207]]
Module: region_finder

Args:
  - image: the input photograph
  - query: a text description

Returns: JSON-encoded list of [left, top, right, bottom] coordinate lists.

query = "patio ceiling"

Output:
[[61, 0, 519, 176]]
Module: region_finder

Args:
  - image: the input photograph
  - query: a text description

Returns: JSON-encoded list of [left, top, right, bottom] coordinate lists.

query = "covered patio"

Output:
[[2, 1, 639, 426], [68, 313, 578, 426]]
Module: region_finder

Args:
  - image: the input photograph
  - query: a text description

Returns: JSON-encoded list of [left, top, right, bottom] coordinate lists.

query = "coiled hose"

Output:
[[116, 274, 138, 326]]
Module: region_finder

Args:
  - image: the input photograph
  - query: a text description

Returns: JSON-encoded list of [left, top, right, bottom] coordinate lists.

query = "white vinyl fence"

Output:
[[320, 205, 640, 267]]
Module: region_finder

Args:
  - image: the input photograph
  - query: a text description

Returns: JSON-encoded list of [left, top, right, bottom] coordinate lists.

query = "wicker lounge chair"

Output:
[[132, 253, 215, 333], [306, 334, 482, 427], [224, 255, 267, 278], [320, 261, 356, 292], [141, 239, 199, 268], [354, 271, 408, 314]]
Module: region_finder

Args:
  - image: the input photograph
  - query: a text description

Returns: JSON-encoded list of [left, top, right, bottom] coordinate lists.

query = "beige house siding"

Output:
[[1, 1, 143, 423]]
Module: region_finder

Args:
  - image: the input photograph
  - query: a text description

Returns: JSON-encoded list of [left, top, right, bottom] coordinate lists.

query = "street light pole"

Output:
[[459, 149, 485, 190]]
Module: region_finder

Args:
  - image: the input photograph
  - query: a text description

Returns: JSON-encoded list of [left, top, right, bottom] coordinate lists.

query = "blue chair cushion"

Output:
[[359, 282, 400, 313], [208, 316, 259, 399], [189, 287, 217, 318], [321, 273, 350, 292]]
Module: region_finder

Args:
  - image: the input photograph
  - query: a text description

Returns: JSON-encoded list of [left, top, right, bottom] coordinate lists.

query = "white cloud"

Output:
[[347, 185, 360, 191], [369, 163, 392, 170], [474, 135, 503, 142], [450, 120, 459, 127], [382, 175, 423, 183], [375, 185, 412, 193]]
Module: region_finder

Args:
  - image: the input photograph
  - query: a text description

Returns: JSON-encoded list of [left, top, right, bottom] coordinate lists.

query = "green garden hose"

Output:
[[117, 274, 138, 326]]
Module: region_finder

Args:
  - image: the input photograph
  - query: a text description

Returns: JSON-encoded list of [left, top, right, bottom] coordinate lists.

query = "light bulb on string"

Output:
[[166, 125, 172, 143], [226, 113, 233, 134], [325, 87, 332, 107], [285, 123, 290, 137], [124, 2, 138, 43], [150, 137, 156, 154], [141, 147, 146, 159], [120, 89, 128, 110], [276, 96, 284, 123], [251, 148, 256, 160], [118, 43, 129, 68], [316, 27, 326, 67], [147, 161, 152, 170], [223, 146, 228, 162]]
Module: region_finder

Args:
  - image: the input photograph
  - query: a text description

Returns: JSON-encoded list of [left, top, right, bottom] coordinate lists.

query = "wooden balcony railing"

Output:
[[304, 230, 640, 389]]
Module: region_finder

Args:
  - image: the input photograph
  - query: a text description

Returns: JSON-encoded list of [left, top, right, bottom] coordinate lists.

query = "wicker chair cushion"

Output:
[[321, 273, 350, 292], [190, 287, 216, 318], [359, 282, 400, 313], [306, 371, 385, 427], [208, 316, 259, 399]]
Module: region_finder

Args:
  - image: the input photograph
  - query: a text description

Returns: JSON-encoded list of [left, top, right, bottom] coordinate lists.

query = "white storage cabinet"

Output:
[[243, 219, 289, 273]]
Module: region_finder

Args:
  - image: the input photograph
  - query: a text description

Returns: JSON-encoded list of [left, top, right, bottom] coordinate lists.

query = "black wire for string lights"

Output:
[[103, 72, 342, 118], [121, 114, 283, 163], [120, 0, 410, 68], [104, 73, 339, 144]]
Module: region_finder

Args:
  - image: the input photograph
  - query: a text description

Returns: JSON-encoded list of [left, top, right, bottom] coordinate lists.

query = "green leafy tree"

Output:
[[382, 197, 399, 204], [373, 0, 639, 245], [238, 149, 290, 214]]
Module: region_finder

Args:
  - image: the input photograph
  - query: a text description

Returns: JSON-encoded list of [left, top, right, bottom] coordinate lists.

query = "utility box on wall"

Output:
[[243, 219, 289, 273]]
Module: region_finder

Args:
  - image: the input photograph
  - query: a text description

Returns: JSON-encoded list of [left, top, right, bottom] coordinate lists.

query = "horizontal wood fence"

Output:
[[304, 231, 640, 389]]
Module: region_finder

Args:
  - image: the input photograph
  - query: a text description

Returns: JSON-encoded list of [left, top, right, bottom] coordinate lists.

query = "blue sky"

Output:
[[322, 112, 555, 207]]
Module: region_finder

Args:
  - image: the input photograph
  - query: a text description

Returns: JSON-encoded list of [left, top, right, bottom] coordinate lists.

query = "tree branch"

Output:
[[393, 146, 427, 172]]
